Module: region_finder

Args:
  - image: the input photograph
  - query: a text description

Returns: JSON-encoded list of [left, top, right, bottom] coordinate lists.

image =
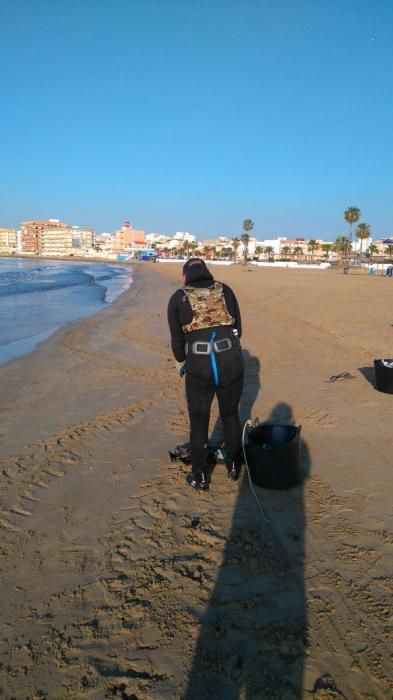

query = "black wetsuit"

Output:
[[167, 272, 244, 473]]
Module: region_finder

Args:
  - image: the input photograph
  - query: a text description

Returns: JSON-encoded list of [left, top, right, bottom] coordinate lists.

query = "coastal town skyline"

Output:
[[1, 209, 392, 246], [1, 2, 393, 238], [1, 4, 392, 694], [2, 216, 393, 262]]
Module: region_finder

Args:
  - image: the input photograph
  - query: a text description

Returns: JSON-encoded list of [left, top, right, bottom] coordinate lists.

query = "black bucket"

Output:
[[374, 359, 393, 394], [245, 424, 302, 490]]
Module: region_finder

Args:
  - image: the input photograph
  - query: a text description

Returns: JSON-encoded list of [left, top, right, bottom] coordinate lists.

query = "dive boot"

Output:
[[186, 470, 209, 491], [226, 460, 241, 482]]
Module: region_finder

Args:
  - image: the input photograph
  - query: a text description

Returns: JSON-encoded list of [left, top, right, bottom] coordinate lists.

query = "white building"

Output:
[[145, 231, 197, 252], [352, 237, 372, 253], [0, 227, 17, 252], [145, 232, 172, 246], [16, 230, 23, 251], [174, 231, 197, 243], [41, 225, 94, 256]]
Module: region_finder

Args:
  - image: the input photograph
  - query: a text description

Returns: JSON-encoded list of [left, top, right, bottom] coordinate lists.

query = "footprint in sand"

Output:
[[302, 407, 336, 427]]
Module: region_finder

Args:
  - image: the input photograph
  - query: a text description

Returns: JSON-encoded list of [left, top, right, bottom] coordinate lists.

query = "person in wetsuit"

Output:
[[167, 258, 244, 490]]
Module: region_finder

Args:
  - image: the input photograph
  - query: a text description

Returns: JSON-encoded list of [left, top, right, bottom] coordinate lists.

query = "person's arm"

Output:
[[167, 291, 187, 362], [223, 284, 242, 337]]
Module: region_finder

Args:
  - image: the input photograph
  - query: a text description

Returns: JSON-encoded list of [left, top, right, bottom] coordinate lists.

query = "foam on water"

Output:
[[0, 258, 134, 366]]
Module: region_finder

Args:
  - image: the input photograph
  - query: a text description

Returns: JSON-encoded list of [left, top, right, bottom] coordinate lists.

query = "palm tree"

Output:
[[240, 234, 249, 263], [241, 219, 254, 264], [264, 246, 274, 261], [281, 245, 290, 260], [355, 223, 371, 261], [308, 239, 319, 261], [384, 244, 393, 259], [321, 243, 331, 259], [255, 246, 263, 260], [344, 206, 361, 242], [334, 235, 352, 262], [231, 237, 240, 262], [293, 245, 303, 260], [368, 243, 378, 261], [189, 241, 198, 255], [183, 239, 190, 258]]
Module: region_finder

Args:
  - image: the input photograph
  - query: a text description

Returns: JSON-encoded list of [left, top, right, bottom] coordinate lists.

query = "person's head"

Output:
[[182, 257, 213, 285]]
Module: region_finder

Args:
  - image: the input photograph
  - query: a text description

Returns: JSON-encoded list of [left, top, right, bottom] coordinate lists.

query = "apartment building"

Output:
[[174, 232, 196, 243], [41, 226, 94, 255], [278, 238, 321, 258], [145, 232, 172, 247], [112, 222, 145, 253], [146, 231, 197, 253], [202, 236, 231, 248], [201, 236, 258, 258], [369, 239, 393, 258], [69, 226, 94, 252], [0, 227, 17, 252], [94, 233, 113, 255], [21, 219, 68, 253]]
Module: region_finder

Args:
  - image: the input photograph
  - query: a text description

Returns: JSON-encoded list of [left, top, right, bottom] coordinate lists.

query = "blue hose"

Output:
[[209, 331, 219, 386]]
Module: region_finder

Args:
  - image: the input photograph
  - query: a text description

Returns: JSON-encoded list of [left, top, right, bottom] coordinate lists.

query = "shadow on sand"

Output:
[[210, 349, 262, 445], [183, 348, 311, 699], [358, 366, 376, 389]]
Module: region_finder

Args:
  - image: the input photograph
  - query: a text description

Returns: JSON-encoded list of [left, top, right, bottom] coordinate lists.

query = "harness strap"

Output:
[[185, 337, 233, 355]]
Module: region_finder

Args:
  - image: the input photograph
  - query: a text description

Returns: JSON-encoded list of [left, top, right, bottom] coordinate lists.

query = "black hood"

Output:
[[183, 258, 214, 285]]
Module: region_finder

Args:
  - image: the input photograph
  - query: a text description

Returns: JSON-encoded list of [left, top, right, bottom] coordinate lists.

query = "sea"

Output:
[[0, 257, 134, 366]]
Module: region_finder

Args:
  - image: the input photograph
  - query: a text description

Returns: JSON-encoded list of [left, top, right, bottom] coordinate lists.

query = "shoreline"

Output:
[[0, 256, 137, 368], [0, 264, 168, 459], [0, 252, 135, 264], [0, 264, 392, 698]]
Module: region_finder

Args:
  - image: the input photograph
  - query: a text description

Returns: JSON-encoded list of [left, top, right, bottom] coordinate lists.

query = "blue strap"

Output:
[[210, 331, 219, 386]]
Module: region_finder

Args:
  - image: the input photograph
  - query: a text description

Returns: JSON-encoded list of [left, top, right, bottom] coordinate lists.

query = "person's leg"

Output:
[[216, 374, 244, 480], [185, 373, 215, 488]]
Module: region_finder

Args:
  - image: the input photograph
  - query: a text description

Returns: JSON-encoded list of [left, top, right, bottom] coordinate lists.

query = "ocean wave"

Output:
[[0, 258, 135, 365], [0, 269, 96, 297]]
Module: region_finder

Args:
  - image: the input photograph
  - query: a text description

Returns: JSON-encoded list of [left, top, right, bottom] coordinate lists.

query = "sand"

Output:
[[0, 262, 392, 699]]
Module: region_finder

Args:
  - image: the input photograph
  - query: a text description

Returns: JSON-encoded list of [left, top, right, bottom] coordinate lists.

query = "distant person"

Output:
[[386, 265, 393, 278], [167, 258, 244, 491]]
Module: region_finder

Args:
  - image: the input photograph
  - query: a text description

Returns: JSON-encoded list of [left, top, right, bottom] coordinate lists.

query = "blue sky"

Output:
[[1, 0, 392, 241]]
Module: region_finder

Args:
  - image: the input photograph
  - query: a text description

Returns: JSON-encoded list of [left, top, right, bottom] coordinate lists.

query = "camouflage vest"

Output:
[[181, 281, 235, 333]]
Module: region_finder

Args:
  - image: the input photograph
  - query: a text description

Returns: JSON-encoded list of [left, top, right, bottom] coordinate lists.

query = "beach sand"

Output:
[[0, 263, 392, 699]]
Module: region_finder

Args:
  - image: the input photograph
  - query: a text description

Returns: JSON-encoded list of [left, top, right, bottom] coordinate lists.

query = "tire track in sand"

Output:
[[304, 476, 392, 699], [0, 389, 180, 535]]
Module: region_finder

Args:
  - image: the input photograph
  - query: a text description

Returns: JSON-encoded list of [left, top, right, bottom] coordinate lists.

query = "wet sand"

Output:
[[0, 263, 392, 699]]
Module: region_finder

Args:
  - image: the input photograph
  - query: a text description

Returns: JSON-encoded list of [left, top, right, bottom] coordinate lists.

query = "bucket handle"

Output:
[[241, 420, 302, 525], [247, 421, 302, 436], [242, 420, 271, 524]]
